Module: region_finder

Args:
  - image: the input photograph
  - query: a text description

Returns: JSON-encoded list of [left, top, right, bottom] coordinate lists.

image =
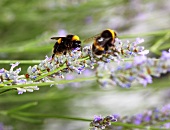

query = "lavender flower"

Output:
[[97, 50, 170, 88], [0, 123, 4, 130], [108, 104, 170, 130], [17, 86, 39, 94], [56, 29, 67, 37], [89, 115, 117, 130], [0, 37, 165, 94]]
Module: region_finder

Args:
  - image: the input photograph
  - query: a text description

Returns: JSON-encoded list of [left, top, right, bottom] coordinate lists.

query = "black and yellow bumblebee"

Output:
[[51, 34, 81, 60], [84, 29, 117, 56]]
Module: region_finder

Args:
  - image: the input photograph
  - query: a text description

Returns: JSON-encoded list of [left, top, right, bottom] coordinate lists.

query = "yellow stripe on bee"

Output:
[[94, 41, 104, 51], [72, 35, 80, 41], [106, 29, 116, 38], [57, 38, 62, 44]]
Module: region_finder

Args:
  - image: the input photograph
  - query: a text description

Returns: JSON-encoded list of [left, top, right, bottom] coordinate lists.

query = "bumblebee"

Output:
[[51, 34, 81, 59], [84, 29, 117, 56]]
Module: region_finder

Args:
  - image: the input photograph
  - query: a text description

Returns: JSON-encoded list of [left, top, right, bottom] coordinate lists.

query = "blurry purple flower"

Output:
[[0, 123, 4, 130], [45, 55, 52, 61], [127, 76, 135, 82], [153, 108, 160, 119], [10, 62, 19, 70], [112, 114, 120, 119], [17, 79, 27, 84], [139, 75, 152, 87], [65, 74, 75, 80], [161, 51, 170, 60], [108, 115, 117, 122], [164, 122, 170, 128], [83, 69, 94, 77], [85, 16, 93, 24], [144, 115, 151, 122], [161, 104, 170, 115], [132, 38, 144, 46], [125, 63, 132, 69], [0, 68, 5, 73], [134, 56, 147, 65], [133, 114, 143, 125], [15, 68, 21, 74], [94, 115, 102, 122], [57, 29, 67, 37], [124, 83, 131, 88]]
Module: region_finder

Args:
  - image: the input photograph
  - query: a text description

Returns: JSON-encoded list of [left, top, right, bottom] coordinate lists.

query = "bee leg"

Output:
[[51, 53, 55, 62]]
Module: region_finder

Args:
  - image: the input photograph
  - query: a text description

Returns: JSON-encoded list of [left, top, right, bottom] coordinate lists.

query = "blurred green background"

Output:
[[0, 0, 170, 130]]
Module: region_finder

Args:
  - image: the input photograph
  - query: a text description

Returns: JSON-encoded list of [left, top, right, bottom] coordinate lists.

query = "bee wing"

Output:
[[51, 37, 64, 40], [83, 34, 100, 44], [99, 37, 113, 45]]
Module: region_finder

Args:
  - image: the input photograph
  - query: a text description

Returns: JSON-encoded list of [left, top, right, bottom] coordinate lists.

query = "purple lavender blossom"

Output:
[[10, 62, 20, 70], [164, 122, 170, 129], [0, 123, 3, 130], [106, 104, 170, 130], [1, 36, 169, 95], [0, 68, 5, 73], [161, 50, 170, 60], [94, 115, 103, 122], [17, 86, 39, 94], [98, 49, 170, 88], [56, 29, 67, 37], [138, 74, 152, 87], [133, 38, 145, 45], [85, 16, 93, 24], [133, 55, 147, 65], [133, 114, 143, 125], [90, 115, 117, 130]]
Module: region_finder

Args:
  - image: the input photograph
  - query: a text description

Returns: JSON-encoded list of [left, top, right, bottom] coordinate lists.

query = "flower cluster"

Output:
[[97, 50, 170, 88], [0, 37, 159, 94], [0, 62, 39, 94], [26, 49, 87, 81], [89, 115, 117, 130], [26, 37, 147, 81], [88, 38, 148, 64], [89, 104, 170, 130], [0, 62, 21, 84], [109, 104, 170, 130]]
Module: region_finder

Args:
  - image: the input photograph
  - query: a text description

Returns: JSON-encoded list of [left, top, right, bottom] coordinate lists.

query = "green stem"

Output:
[[0, 76, 96, 89], [8, 102, 38, 113], [14, 112, 91, 122], [10, 114, 43, 123], [33, 56, 89, 81], [0, 60, 41, 64], [5, 111, 169, 130]]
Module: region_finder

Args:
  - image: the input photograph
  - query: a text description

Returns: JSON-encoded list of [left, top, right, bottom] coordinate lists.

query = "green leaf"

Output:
[[8, 102, 38, 113], [10, 114, 43, 123]]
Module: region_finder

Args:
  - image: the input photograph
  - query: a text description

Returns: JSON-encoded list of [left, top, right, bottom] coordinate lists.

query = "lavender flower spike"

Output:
[[89, 115, 117, 130], [98, 49, 170, 88]]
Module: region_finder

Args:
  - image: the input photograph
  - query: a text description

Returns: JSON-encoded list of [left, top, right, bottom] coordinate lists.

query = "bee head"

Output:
[[101, 29, 116, 39], [66, 35, 80, 41]]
